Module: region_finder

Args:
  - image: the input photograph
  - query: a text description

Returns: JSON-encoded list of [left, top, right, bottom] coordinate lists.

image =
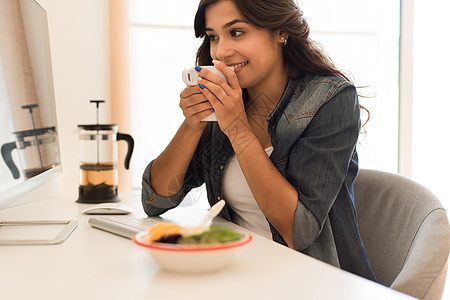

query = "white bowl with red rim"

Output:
[[133, 230, 252, 273]]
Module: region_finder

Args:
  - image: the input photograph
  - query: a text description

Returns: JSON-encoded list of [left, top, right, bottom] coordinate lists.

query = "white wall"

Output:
[[37, 0, 111, 201]]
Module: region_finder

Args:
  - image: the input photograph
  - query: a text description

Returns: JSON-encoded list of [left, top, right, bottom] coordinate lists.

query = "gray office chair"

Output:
[[354, 169, 450, 300]]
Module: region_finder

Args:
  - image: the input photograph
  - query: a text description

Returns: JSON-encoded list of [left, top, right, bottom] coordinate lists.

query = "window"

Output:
[[411, 1, 450, 210], [129, 0, 205, 207], [301, 0, 400, 173], [129, 2, 199, 178]]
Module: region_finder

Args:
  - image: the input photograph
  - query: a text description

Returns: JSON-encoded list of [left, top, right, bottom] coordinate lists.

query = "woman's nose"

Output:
[[213, 38, 234, 61]]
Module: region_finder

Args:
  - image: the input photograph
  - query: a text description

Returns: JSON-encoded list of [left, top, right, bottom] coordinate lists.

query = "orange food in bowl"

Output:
[[147, 223, 185, 242]]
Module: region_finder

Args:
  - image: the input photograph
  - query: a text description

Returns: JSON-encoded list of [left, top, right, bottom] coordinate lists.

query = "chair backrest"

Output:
[[354, 169, 449, 300]]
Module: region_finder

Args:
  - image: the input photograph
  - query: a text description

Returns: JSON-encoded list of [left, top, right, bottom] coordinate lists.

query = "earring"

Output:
[[281, 37, 288, 46]]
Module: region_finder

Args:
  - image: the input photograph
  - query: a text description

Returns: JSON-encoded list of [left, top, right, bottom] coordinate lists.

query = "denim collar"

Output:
[[267, 78, 301, 141]]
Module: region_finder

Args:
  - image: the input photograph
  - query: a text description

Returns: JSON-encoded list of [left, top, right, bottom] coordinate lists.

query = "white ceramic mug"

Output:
[[181, 65, 227, 86], [181, 66, 228, 121]]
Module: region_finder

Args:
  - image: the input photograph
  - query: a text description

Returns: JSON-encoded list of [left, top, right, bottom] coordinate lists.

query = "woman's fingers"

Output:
[[183, 100, 213, 117], [180, 86, 206, 107], [180, 85, 203, 101], [191, 63, 246, 134], [198, 78, 226, 107], [179, 85, 212, 129], [212, 60, 240, 90], [195, 65, 237, 98]]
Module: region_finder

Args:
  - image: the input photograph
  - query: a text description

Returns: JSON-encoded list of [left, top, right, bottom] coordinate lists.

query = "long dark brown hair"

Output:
[[193, 0, 369, 124]]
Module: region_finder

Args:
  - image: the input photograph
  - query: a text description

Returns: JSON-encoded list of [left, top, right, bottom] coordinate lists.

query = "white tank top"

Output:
[[222, 147, 274, 239]]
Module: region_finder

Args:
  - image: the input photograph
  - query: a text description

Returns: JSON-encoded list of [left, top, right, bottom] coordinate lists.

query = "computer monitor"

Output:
[[0, 0, 61, 209]]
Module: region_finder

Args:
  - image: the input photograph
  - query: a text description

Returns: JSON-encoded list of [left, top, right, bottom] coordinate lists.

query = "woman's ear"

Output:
[[278, 31, 289, 45]]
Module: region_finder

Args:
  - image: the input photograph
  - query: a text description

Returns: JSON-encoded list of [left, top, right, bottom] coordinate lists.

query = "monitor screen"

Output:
[[0, 0, 61, 209]]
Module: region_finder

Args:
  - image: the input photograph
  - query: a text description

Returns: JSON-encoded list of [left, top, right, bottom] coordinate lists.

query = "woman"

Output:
[[142, 0, 375, 280]]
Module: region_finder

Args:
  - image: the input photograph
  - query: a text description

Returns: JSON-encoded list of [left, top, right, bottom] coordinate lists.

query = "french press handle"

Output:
[[117, 132, 134, 169], [1, 142, 20, 179]]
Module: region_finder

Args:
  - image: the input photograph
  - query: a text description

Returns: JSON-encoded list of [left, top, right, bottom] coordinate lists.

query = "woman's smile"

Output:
[[228, 61, 248, 72]]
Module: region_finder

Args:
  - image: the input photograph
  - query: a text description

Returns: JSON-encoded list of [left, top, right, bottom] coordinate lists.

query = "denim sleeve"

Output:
[[141, 160, 188, 216], [288, 84, 361, 251], [141, 134, 207, 217]]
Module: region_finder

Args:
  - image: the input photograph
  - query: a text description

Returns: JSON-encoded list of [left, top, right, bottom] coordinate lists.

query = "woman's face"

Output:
[[204, 0, 285, 92]]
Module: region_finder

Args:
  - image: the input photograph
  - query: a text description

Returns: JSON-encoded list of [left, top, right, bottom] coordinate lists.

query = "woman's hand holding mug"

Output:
[[181, 65, 228, 122]]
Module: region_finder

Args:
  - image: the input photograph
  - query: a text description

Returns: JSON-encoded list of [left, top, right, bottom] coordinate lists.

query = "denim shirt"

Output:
[[142, 72, 375, 281]]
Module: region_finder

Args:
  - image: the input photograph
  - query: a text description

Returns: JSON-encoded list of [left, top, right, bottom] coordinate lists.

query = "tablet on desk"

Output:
[[0, 220, 78, 245]]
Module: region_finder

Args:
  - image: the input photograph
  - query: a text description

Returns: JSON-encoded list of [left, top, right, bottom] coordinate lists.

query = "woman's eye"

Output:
[[231, 29, 244, 37], [208, 35, 218, 42]]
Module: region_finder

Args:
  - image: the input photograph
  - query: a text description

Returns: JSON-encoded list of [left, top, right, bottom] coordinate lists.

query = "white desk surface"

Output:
[[0, 192, 415, 300]]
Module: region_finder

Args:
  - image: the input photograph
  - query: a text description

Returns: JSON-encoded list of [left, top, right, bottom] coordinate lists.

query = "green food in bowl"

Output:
[[177, 226, 241, 245]]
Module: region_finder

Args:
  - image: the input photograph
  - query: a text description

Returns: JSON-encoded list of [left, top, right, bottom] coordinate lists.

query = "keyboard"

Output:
[[88, 215, 160, 239]]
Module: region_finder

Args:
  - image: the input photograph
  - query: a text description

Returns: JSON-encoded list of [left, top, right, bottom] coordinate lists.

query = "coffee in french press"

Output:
[[76, 100, 134, 203]]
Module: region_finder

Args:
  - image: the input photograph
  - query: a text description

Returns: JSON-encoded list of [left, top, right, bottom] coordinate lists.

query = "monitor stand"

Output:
[[0, 220, 78, 245]]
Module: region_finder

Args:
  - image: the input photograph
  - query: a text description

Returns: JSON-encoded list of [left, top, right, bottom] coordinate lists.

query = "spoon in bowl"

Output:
[[180, 200, 226, 237]]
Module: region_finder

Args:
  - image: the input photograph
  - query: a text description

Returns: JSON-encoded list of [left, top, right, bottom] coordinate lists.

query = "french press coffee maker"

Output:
[[76, 100, 134, 203], [1, 104, 60, 179]]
